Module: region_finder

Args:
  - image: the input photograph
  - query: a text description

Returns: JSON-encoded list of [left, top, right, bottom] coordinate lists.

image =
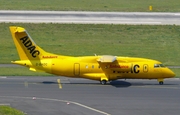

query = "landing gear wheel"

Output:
[[101, 80, 107, 85], [157, 79, 164, 85], [159, 81, 164, 85]]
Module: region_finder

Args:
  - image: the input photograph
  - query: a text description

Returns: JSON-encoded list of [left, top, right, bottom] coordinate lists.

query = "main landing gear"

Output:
[[100, 80, 107, 85]]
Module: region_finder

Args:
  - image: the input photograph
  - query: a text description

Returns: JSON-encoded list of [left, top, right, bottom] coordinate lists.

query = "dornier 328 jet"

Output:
[[10, 26, 175, 85]]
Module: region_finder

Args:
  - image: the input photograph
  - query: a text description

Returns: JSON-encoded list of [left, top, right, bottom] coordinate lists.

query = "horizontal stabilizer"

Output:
[[97, 55, 117, 63], [29, 68, 44, 72]]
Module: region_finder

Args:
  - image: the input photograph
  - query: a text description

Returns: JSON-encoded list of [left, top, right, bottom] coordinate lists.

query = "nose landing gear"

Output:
[[159, 81, 164, 85], [157, 79, 164, 85]]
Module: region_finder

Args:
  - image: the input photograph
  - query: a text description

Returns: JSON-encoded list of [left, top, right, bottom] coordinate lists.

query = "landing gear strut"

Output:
[[157, 79, 164, 85]]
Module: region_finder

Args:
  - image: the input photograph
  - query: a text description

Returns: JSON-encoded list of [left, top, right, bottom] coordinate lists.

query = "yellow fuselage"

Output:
[[10, 26, 175, 85], [13, 56, 175, 82]]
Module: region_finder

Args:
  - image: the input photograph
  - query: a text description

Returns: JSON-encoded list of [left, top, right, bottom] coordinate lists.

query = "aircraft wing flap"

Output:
[[97, 55, 117, 63]]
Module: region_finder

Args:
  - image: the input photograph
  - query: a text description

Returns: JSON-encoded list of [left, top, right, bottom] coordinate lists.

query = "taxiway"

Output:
[[0, 10, 180, 25], [0, 76, 179, 115]]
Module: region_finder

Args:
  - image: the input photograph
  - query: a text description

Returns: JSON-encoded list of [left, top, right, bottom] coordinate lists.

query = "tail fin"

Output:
[[10, 26, 49, 60]]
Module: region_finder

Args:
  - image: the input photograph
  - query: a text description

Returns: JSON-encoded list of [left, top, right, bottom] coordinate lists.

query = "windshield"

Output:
[[159, 64, 166, 67], [154, 64, 166, 68]]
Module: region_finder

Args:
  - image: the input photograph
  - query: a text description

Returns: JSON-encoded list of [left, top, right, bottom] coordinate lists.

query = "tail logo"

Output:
[[20, 36, 40, 58]]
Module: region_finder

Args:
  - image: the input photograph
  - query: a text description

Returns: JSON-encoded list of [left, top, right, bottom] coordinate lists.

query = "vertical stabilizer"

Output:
[[10, 26, 48, 60]]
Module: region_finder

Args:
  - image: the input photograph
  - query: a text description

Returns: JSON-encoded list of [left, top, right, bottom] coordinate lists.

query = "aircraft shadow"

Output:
[[41, 81, 100, 85], [110, 80, 178, 88], [41, 80, 132, 88], [110, 80, 132, 88], [41, 80, 178, 88], [42, 81, 57, 84]]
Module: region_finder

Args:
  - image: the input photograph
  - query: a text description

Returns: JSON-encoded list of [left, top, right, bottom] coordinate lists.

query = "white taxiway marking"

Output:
[[0, 96, 111, 115], [174, 14, 180, 16], [0, 103, 10, 106], [0, 76, 7, 79]]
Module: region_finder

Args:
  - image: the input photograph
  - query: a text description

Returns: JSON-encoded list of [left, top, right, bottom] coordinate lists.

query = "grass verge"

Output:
[[1, 23, 180, 65], [1, 23, 180, 76], [0, 0, 180, 12], [0, 67, 51, 76], [0, 106, 25, 115], [169, 68, 180, 78]]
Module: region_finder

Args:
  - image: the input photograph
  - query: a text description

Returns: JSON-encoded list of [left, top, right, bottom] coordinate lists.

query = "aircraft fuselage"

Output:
[[10, 26, 175, 85], [13, 56, 175, 84]]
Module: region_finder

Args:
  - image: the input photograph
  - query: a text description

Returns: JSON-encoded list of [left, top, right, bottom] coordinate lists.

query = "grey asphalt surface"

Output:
[[0, 10, 180, 25], [0, 76, 179, 115]]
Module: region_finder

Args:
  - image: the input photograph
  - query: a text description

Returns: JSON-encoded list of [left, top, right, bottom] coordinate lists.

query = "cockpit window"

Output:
[[154, 64, 166, 68], [159, 64, 165, 67], [154, 64, 160, 68]]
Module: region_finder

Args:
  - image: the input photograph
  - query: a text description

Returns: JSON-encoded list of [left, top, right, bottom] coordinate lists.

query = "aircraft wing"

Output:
[[97, 55, 117, 63]]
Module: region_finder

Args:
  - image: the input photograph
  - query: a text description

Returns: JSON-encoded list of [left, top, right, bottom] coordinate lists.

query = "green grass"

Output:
[[0, 67, 51, 76], [1, 23, 180, 76], [1, 23, 180, 65], [169, 68, 180, 78], [0, 106, 25, 115], [0, 0, 180, 12]]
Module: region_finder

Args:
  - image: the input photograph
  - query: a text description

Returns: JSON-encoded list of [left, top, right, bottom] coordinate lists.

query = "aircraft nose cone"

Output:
[[167, 69, 175, 78], [171, 71, 175, 78]]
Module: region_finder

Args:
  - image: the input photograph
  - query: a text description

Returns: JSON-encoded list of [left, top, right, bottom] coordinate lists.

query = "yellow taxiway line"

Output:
[[57, 79, 62, 89], [24, 81, 28, 87]]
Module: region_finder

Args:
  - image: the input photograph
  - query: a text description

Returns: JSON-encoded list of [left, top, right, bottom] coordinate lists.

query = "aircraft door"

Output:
[[142, 64, 150, 78], [74, 63, 80, 76], [143, 64, 148, 73]]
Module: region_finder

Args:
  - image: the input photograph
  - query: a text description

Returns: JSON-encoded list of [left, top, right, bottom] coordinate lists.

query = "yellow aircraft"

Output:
[[9, 26, 175, 85]]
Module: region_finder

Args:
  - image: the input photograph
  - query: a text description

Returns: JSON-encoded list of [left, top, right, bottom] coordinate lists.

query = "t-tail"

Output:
[[9, 26, 61, 72]]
